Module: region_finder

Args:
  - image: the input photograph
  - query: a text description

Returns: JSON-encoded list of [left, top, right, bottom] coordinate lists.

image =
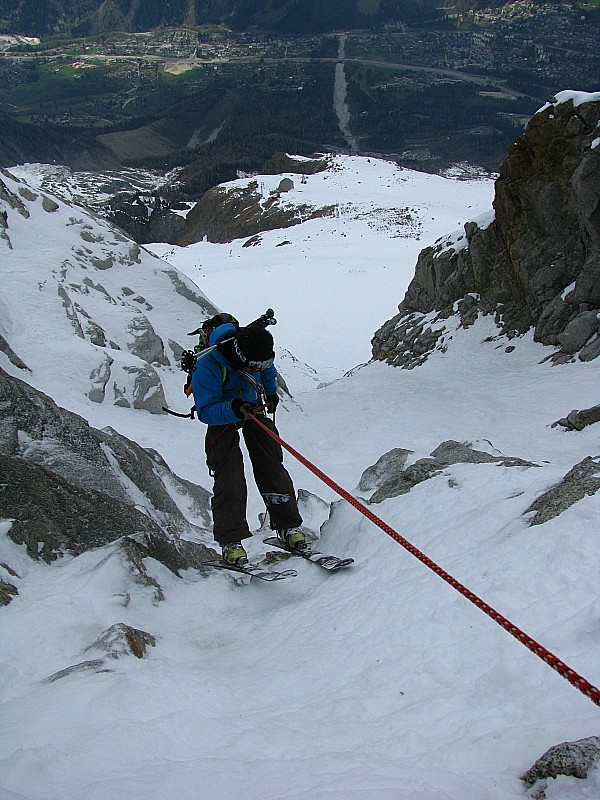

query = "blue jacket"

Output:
[[191, 323, 277, 426]]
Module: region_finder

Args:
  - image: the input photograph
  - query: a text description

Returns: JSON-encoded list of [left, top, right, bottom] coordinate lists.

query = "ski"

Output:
[[202, 560, 298, 582], [263, 537, 354, 571]]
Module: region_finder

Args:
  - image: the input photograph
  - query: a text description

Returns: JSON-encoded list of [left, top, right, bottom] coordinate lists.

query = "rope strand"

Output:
[[248, 411, 600, 707]]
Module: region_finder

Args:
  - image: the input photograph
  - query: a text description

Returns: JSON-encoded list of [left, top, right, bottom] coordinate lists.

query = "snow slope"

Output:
[[1, 157, 599, 800], [150, 156, 494, 386], [0, 165, 220, 423]]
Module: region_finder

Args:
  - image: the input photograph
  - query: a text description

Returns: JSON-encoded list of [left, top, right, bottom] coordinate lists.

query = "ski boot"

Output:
[[221, 542, 248, 566], [276, 529, 310, 554]]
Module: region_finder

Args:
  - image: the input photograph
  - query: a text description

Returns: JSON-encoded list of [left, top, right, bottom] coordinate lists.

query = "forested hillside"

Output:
[[0, 0, 441, 36]]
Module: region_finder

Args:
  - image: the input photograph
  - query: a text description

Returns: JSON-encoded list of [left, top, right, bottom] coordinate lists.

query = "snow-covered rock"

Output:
[[0, 367, 212, 560], [0, 166, 219, 415]]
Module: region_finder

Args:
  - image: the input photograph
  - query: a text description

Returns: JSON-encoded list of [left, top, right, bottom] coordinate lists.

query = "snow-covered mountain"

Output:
[[150, 156, 495, 385], [1, 141, 599, 800], [0, 166, 221, 418], [0, 165, 222, 574]]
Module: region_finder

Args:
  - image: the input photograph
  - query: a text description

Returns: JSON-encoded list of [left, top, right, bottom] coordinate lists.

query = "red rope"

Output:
[[248, 411, 600, 707]]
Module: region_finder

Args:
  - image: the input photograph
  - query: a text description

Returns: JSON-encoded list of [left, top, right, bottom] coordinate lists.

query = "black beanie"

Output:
[[234, 326, 275, 363]]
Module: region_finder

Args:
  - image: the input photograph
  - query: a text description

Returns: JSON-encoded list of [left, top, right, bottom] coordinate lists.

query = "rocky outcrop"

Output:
[[525, 456, 600, 526], [0, 333, 29, 372], [361, 440, 537, 504], [0, 172, 31, 224], [260, 152, 329, 176], [122, 530, 217, 589], [0, 576, 18, 606], [106, 194, 187, 245], [0, 559, 20, 604], [373, 92, 600, 367], [552, 404, 600, 431], [46, 623, 157, 682], [178, 178, 334, 245], [85, 623, 156, 660], [0, 367, 212, 561], [522, 737, 600, 798], [357, 448, 413, 493], [127, 315, 169, 366]]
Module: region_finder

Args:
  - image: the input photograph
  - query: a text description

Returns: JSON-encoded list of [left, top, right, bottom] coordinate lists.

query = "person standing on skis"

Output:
[[191, 317, 306, 566]]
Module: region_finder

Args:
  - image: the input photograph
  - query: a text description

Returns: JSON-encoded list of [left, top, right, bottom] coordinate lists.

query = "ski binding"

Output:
[[263, 537, 354, 571]]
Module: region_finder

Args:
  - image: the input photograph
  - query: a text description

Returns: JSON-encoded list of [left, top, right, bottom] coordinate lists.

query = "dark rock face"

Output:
[[178, 153, 331, 246], [260, 153, 329, 176], [106, 195, 187, 245], [0, 452, 164, 560], [0, 561, 20, 608], [178, 178, 334, 245], [0, 577, 18, 606], [0, 367, 212, 561], [373, 95, 600, 367]]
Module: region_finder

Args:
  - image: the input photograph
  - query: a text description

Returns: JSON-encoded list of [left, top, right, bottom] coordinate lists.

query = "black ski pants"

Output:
[[205, 416, 302, 545]]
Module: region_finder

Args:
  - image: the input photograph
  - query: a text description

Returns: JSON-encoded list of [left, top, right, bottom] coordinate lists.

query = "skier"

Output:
[[191, 318, 306, 566]]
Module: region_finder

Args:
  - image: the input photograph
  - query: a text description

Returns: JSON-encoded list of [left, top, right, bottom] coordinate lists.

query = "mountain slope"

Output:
[[1, 320, 598, 800], [0, 165, 218, 417], [150, 155, 495, 380], [0, 148, 599, 800]]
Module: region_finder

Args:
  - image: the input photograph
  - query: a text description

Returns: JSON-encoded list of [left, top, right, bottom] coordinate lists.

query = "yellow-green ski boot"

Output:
[[221, 543, 248, 566], [277, 529, 309, 554]]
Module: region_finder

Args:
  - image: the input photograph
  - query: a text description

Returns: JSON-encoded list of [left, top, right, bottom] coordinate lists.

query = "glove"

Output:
[[231, 398, 254, 420], [265, 394, 279, 414]]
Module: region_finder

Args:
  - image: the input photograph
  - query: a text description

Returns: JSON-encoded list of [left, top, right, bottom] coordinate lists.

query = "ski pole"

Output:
[[246, 411, 600, 708], [188, 308, 277, 337]]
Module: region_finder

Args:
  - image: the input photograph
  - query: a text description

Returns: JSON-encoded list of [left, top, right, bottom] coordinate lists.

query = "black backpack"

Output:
[[182, 313, 239, 397], [181, 309, 276, 397]]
